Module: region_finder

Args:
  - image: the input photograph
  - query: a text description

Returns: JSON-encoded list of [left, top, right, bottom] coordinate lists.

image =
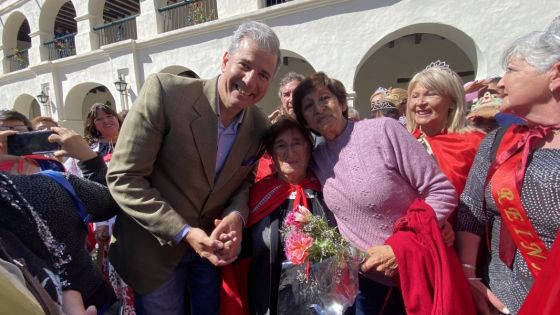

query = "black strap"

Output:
[[490, 126, 509, 161], [483, 126, 510, 251]]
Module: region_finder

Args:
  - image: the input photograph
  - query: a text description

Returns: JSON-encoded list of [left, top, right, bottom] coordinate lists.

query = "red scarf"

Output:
[[247, 173, 321, 226], [254, 152, 275, 183], [485, 125, 558, 276], [413, 129, 484, 195], [220, 173, 321, 315], [0, 154, 65, 173], [385, 199, 476, 315]]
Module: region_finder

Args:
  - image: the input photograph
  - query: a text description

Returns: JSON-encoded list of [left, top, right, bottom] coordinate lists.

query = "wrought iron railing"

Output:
[[94, 15, 138, 46], [43, 33, 77, 61], [5, 48, 29, 71], [159, 0, 218, 32], [265, 0, 292, 7]]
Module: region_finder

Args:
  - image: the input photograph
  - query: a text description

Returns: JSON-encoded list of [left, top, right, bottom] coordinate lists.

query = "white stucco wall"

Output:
[[0, 0, 558, 126]]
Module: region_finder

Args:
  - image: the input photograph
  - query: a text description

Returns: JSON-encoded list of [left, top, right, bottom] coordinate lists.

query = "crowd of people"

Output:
[[1, 16, 559, 315]]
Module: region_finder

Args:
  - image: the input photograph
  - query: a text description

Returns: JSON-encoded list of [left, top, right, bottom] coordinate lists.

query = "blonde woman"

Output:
[[407, 62, 485, 225]]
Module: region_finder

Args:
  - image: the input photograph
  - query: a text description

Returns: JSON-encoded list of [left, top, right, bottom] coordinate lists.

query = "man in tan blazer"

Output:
[[106, 21, 280, 315]]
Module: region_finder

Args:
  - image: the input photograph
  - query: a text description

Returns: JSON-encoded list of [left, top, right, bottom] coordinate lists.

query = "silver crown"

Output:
[[370, 100, 397, 111], [425, 60, 453, 73], [374, 87, 388, 95]]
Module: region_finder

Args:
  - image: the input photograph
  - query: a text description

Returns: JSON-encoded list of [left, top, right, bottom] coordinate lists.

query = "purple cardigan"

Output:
[[312, 118, 457, 251]]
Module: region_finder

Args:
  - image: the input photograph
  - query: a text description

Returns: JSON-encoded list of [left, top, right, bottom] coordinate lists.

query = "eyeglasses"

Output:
[[0, 125, 29, 132]]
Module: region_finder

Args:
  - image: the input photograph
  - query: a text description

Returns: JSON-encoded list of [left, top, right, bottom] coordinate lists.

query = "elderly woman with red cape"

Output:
[[221, 116, 333, 315], [406, 61, 486, 227]]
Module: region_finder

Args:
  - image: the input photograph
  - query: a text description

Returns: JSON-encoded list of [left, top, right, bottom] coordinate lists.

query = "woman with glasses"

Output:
[[0, 110, 65, 172], [0, 110, 32, 132]]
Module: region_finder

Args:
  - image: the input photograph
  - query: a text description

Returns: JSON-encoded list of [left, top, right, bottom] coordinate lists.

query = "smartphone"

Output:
[[7, 130, 60, 156]]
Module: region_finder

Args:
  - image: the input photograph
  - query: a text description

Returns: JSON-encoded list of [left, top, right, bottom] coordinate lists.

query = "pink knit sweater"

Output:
[[312, 118, 457, 251]]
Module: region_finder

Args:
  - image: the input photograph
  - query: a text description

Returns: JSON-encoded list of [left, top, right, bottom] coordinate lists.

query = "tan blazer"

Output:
[[107, 74, 270, 294]]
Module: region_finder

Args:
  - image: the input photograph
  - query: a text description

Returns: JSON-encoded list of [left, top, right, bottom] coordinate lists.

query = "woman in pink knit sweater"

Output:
[[292, 72, 457, 315]]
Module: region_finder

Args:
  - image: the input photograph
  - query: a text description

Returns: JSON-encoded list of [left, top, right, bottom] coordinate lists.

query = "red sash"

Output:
[[485, 125, 556, 277]]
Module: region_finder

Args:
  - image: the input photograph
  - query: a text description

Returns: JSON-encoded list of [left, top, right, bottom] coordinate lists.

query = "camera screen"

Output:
[[7, 131, 59, 156]]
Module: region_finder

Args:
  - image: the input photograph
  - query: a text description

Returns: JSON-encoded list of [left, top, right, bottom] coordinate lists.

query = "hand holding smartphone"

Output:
[[7, 130, 60, 156]]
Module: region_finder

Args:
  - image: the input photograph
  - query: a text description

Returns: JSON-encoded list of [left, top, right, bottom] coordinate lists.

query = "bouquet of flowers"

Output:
[[280, 205, 360, 315]]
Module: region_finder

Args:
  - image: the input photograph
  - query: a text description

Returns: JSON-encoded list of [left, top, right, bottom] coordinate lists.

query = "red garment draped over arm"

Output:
[[385, 199, 476, 315]]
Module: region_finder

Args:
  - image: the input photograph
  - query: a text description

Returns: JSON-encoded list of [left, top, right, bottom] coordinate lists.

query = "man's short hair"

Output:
[[278, 72, 305, 97], [228, 21, 282, 73]]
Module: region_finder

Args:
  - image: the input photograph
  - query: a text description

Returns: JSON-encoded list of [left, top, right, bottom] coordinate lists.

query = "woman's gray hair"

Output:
[[228, 21, 282, 72], [502, 16, 560, 72]]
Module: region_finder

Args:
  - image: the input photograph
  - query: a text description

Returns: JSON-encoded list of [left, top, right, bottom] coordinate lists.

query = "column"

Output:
[[136, 0, 160, 39], [75, 14, 102, 53], [28, 31, 48, 64]]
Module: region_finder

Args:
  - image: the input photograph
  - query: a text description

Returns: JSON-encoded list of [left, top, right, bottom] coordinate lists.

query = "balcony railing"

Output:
[[266, 0, 292, 7], [94, 15, 138, 46], [44, 33, 77, 61], [5, 48, 29, 71], [159, 0, 218, 33]]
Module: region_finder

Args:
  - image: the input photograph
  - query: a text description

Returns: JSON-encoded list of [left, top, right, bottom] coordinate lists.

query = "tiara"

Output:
[[374, 87, 388, 95], [425, 60, 453, 73], [385, 90, 407, 106], [370, 100, 397, 111]]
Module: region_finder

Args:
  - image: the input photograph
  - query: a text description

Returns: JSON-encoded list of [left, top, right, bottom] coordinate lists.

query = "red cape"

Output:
[[220, 173, 321, 315], [386, 199, 476, 315], [413, 130, 484, 225], [519, 231, 560, 315], [413, 130, 484, 195]]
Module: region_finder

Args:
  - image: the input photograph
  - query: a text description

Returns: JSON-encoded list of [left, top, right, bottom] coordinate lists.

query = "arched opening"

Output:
[[158, 0, 218, 33], [39, 0, 78, 61], [159, 65, 200, 78], [91, 0, 140, 46], [31, 100, 42, 118], [178, 70, 199, 78], [259, 51, 316, 115], [2, 12, 31, 72], [64, 83, 117, 134], [81, 86, 117, 121], [353, 24, 478, 116], [13, 95, 41, 118]]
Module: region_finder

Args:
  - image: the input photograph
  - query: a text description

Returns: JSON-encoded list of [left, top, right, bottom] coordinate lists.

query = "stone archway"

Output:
[[259, 50, 316, 115], [2, 11, 32, 72], [353, 24, 478, 117], [63, 82, 117, 134], [159, 65, 200, 78], [13, 94, 41, 118], [38, 0, 79, 61]]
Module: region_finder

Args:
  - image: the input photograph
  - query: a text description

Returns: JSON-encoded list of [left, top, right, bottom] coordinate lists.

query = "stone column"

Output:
[[347, 90, 356, 109], [28, 31, 48, 64], [137, 0, 161, 39], [75, 14, 101, 53], [0, 45, 6, 74]]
